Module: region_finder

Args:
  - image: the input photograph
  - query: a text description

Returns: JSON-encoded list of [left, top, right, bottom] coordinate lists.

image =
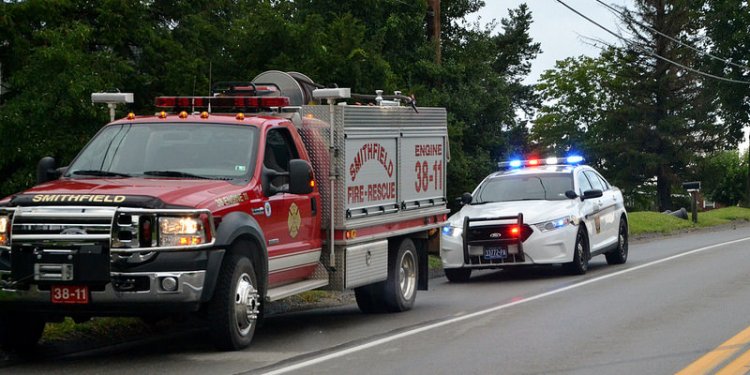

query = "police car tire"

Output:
[[0, 313, 45, 352], [208, 253, 259, 351], [354, 283, 387, 314], [384, 238, 418, 312], [444, 268, 472, 283], [564, 229, 589, 275], [605, 219, 629, 265]]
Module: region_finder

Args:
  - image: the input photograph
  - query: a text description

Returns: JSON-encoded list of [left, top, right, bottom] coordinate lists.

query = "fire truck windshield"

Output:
[[66, 123, 258, 180]]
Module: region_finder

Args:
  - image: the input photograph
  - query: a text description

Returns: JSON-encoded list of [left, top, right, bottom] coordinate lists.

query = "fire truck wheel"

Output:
[[0, 313, 45, 352], [444, 268, 472, 283], [384, 238, 418, 312], [354, 283, 386, 314], [207, 253, 260, 351], [564, 228, 589, 275], [605, 218, 629, 265]]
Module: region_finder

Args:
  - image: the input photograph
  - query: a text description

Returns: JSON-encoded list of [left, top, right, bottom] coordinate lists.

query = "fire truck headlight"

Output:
[[0, 215, 9, 245], [158, 216, 206, 247]]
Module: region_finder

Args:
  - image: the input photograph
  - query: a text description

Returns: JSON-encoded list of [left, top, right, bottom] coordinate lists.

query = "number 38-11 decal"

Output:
[[414, 160, 443, 193]]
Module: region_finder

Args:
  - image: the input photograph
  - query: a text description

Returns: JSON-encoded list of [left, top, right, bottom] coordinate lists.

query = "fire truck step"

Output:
[[266, 279, 329, 302]]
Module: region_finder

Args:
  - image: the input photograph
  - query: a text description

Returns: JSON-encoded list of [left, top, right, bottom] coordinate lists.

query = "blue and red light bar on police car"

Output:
[[155, 96, 290, 110], [498, 155, 584, 169]]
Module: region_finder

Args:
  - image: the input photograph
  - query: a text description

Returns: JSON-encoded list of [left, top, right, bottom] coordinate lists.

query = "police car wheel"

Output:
[[0, 313, 45, 352], [564, 229, 589, 275], [208, 253, 260, 351], [384, 238, 418, 312], [445, 268, 472, 283], [606, 219, 628, 265]]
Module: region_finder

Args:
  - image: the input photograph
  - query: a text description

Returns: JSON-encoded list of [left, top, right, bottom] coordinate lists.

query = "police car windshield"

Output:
[[474, 173, 573, 203], [67, 123, 258, 180]]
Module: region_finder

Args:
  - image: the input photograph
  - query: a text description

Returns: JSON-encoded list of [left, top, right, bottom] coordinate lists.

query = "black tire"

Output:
[[0, 313, 46, 352], [384, 238, 418, 312], [444, 268, 472, 283], [207, 252, 261, 351], [564, 228, 589, 275], [354, 282, 386, 314], [605, 218, 629, 265]]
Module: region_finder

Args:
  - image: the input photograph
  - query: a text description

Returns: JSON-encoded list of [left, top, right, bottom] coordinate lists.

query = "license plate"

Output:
[[483, 246, 508, 260], [51, 285, 89, 304]]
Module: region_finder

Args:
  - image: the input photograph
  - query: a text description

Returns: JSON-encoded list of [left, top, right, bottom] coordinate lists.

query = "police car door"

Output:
[[576, 170, 605, 252], [587, 171, 619, 249], [262, 128, 318, 286]]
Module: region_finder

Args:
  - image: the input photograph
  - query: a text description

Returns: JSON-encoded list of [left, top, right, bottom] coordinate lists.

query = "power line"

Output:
[[595, 0, 750, 72], [554, 0, 750, 85]]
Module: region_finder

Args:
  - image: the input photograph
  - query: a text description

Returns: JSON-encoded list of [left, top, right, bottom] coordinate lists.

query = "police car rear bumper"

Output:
[[441, 224, 578, 269]]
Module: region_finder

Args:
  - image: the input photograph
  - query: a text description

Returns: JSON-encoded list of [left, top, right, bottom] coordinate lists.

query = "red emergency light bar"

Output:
[[155, 96, 290, 110]]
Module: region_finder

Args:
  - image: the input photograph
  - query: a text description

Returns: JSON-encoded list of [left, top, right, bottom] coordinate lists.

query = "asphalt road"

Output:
[[4, 224, 750, 375]]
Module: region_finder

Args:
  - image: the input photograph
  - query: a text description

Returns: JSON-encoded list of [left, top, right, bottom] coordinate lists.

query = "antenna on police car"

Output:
[[91, 90, 134, 122]]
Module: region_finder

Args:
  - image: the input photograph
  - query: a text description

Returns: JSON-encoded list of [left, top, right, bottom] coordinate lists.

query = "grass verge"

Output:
[[42, 317, 147, 343], [629, 206, 750, 236]]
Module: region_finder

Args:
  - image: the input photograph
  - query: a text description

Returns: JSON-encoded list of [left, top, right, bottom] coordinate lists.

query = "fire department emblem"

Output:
[[287, 203, 301, 238]]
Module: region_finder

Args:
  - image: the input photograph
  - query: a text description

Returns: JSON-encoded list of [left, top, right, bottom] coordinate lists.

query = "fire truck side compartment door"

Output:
[[344, 240, 388, 289]]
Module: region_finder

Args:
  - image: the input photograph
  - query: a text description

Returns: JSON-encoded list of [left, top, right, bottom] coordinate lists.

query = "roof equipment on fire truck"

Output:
[[92, 91, 134, 122]]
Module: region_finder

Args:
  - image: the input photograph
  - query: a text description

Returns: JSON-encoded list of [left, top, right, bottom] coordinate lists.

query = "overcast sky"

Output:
[[470, 0, 634, 84]]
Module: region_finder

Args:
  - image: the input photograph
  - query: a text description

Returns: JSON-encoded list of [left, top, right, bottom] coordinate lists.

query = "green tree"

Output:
[[420, 3, 540, 202], [533, 1, 741, 211], [694, 151, 748, 206], [701, 0, 750, 206], [0, 0, 541, 203]]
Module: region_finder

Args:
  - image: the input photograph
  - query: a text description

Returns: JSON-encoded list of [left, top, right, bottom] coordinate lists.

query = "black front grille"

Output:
[[463, 214, 528, 265]]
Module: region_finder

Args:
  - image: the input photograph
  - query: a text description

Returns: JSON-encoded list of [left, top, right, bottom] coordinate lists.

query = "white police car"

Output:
[[440, 156, 628, 282]]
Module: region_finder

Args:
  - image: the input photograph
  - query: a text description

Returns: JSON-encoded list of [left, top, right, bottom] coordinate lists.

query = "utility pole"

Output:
[[427, 0, 441, 64]]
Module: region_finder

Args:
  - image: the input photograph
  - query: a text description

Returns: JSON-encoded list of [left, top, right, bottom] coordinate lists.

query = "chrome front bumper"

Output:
[[0, 270, 205, 304]]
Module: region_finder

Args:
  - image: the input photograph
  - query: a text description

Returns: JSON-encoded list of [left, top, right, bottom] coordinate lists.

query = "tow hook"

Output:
[[113, 278, 136, 291]]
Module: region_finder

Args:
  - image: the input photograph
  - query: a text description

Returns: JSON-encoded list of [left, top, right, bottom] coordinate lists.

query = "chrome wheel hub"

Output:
[[234, 273, 260, 336], [399, 251, 416, 301]]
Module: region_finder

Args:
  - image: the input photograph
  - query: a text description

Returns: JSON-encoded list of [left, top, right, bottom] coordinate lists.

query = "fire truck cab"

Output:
[[0, 71, 449, 351]]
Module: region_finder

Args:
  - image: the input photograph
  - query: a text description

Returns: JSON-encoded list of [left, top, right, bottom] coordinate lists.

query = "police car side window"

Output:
[[595, 173, 610, 190], [584, 171, 605, 191], [577, 172, 593, 194]]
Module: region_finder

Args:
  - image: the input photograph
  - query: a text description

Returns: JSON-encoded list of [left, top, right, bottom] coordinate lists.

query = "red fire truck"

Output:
[[0, 71, 449, 351]]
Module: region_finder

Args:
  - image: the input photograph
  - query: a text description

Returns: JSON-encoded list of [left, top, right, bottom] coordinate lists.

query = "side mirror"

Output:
[[289, 159, 314, 195], [581, 189, 603, 200], [36, 157, 61, 184], [458, 192, 472, 206], [565, 190, 578, 199]]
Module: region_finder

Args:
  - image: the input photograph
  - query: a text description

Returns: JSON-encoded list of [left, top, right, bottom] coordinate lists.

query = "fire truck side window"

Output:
[[264, 128, 299, 191]]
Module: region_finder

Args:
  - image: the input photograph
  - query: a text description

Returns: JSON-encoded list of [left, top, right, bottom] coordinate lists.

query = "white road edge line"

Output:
[[259, 236, 750, 375]]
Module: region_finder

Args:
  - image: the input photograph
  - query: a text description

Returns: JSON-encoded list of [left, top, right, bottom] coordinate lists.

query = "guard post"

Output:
[[682, 181, 701, 223]]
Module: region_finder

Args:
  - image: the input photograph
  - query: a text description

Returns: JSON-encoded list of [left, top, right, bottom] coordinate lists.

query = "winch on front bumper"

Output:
[[0, 205, 217, 312]]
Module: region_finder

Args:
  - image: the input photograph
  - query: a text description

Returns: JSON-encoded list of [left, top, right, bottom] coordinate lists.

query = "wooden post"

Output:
[[690, 191, 698, 223], [427, 0, 441, 64]]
